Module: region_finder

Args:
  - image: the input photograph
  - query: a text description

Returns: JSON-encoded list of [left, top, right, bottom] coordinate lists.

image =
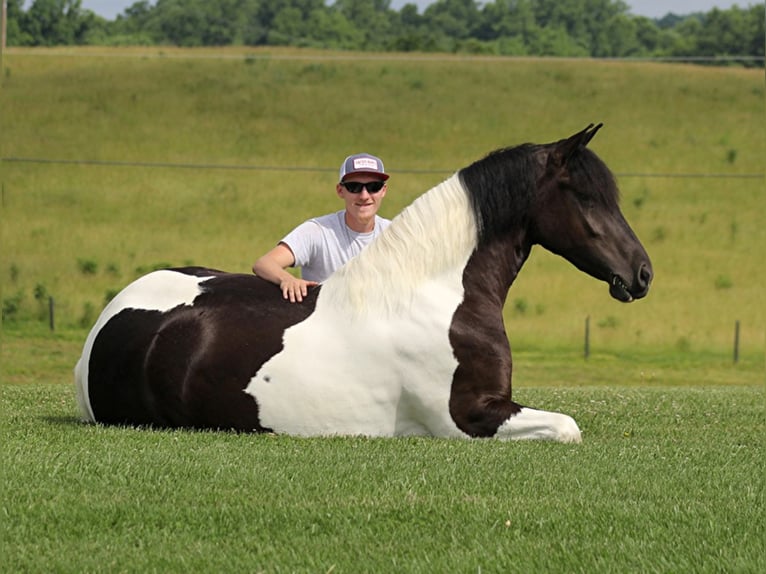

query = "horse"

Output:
[[74, 124, 652, 442]]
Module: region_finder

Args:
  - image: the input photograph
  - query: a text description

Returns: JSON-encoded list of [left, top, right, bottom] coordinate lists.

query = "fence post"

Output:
[[733, 320, 740, 364], [584, 316, 590, 359], [49, 296, 55, 331]]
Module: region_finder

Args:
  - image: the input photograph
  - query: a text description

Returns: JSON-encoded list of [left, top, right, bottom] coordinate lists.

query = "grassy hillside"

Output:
[[1, 47, 764, 370]]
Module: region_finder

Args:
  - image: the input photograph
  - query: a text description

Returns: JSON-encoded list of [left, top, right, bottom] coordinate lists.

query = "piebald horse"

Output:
[[75, 124, 652, 442]]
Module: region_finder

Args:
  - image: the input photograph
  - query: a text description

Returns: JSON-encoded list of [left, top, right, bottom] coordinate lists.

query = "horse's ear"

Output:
[[552, 123, 604, 166]]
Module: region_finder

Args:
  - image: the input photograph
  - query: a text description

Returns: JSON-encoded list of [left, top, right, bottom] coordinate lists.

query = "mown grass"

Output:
[[1, 379, 763, 573]]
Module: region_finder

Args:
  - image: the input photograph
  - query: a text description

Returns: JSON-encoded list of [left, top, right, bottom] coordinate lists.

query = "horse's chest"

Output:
[[245, 279, 465, 437]]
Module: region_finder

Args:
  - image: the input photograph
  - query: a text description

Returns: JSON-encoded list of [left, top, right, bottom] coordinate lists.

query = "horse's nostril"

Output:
[[639, 263, 652, 286]]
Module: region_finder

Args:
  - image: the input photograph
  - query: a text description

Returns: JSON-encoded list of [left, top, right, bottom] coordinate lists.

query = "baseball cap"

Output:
[[339, 153, 389, 182]]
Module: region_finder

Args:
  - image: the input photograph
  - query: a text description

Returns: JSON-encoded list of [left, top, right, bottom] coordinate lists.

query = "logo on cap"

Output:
[[353, 157, 379, 171]]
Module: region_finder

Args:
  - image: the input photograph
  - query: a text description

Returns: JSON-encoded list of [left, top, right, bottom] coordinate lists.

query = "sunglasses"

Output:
[[341, 180, 386, 194]]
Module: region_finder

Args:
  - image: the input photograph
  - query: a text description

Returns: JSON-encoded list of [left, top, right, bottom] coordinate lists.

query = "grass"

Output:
[[2, 328, 763, 571], [1, 378, 763, 572], [0, 47, 764, 572]]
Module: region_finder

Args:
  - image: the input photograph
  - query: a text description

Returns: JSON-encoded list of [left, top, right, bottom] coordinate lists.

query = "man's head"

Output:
[[336, 153, 389, 227]]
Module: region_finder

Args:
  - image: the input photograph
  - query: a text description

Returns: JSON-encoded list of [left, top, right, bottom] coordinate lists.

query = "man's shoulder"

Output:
[[309, 211, 345, 228], [287, 212, 342, 237]]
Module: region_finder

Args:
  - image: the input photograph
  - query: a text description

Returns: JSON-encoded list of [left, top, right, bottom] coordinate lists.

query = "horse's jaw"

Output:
[[609, 273, 635, 302]]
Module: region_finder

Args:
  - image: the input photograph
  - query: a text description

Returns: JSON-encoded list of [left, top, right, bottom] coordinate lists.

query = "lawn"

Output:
[[1, 375, 762, 573]]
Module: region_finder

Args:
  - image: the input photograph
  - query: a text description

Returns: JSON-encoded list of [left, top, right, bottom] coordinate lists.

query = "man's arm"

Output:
[[252, 243, 318, 303]]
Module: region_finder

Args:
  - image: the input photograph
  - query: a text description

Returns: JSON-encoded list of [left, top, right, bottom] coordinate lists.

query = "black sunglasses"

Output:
[[341, 180, 386, 194]]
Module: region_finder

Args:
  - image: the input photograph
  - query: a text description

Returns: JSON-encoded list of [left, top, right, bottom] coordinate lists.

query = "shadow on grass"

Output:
[[42, 415, 83, 427]]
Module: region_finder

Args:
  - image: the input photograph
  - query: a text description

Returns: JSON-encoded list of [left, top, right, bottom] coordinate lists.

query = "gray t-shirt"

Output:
[[281, 210, 391, 283]]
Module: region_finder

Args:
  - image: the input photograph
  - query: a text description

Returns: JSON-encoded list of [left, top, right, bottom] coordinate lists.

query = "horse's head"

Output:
[[530, 124, 652, 302]]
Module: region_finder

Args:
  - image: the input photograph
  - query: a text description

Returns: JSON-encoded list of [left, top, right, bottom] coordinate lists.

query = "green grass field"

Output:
[[0, 47, 764, 572], [1, 376, 763, 572]]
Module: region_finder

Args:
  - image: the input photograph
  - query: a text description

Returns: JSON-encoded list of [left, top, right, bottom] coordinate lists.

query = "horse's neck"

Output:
[[461, 233, 531, 312], [320, 174, 478, 315]]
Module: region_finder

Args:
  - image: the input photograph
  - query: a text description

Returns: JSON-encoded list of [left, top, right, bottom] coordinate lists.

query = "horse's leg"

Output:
[[449, 360, 581, 442], [494, 406, 581, 443], [449, 242, 581, 442]]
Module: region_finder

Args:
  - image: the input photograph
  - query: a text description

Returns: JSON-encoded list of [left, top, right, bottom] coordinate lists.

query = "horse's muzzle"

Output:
[[610, 262, 652, 302]]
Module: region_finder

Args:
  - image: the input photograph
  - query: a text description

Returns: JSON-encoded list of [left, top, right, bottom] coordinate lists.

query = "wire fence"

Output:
[[2, 156, 763, 180]]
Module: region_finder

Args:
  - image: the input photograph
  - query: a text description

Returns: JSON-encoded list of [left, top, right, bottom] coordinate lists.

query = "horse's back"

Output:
[[75, 267, 317, 430]]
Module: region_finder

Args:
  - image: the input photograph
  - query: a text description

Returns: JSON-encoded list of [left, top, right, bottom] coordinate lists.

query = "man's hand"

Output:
[[279, 276, 318, 303]]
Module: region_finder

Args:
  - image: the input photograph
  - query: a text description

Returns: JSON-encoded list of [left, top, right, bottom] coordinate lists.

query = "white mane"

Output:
[[320, 173, 478, 316]]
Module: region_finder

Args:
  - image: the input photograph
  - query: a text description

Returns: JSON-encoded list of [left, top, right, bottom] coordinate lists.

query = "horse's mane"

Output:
[[320, 174, 477, 316], [458, 143, 542, 246]]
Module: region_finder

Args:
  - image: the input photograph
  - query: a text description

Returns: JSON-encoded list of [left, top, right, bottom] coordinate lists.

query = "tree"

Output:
[[477, 0, 537, 42], [6, 0, 763, 63], [696, 6, 764, 59], [23, 0, 91, 45], [332, 0, 395, 51], [423, 0, 481, 41], [5, 0, 33, 45]]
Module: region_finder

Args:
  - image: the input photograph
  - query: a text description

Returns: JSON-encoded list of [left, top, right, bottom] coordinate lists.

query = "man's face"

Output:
[[337, 173, 388, 223]]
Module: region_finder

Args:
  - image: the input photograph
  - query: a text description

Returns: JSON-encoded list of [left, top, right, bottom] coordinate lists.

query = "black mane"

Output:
[[458, 143, 541, 245], [458, 141, 619, 246]]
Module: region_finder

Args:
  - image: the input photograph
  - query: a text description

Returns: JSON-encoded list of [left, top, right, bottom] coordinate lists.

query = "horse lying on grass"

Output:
[[75, 124, 652, 442]]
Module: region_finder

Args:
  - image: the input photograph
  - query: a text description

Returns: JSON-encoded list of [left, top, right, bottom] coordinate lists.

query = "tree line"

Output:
[[5, 0, 765, 64]]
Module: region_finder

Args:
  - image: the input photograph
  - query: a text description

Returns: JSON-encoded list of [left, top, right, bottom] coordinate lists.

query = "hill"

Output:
[[1, 47, 763, 371]]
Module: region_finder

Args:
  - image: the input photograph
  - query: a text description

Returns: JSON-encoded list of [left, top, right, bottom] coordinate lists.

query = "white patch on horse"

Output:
[[74, 270, 212, 422], [246, 175, 480, 437], [495, 407, 582, 443]]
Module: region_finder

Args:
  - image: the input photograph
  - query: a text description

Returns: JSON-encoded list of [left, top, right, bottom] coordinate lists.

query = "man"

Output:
[[252, 153, 391, 302]]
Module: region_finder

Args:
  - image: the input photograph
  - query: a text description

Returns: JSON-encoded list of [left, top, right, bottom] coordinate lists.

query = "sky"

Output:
[[78, 0, 755, 21]]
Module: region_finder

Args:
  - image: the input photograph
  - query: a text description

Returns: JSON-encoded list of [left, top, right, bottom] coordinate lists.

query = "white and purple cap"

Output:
[[339, 153, 389, 182]]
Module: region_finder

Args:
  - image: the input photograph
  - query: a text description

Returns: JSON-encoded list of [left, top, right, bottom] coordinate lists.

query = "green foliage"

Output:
[[32, 283, 48, 301], [714, 275, 733, 290], [597, 315, 620, 329], [5, 0, 765, 62], [1, 290, 24, 322], [76, 257, 98, 275], [78, 301, 96, 328], [631, 188, 649, 209], [32, 282, 49, 321], [103, 288, 120, 304], [9, 264, 20, 283]]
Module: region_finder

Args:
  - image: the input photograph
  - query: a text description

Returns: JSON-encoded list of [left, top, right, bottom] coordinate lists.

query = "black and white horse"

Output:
[[75, 124, 652, 442]]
